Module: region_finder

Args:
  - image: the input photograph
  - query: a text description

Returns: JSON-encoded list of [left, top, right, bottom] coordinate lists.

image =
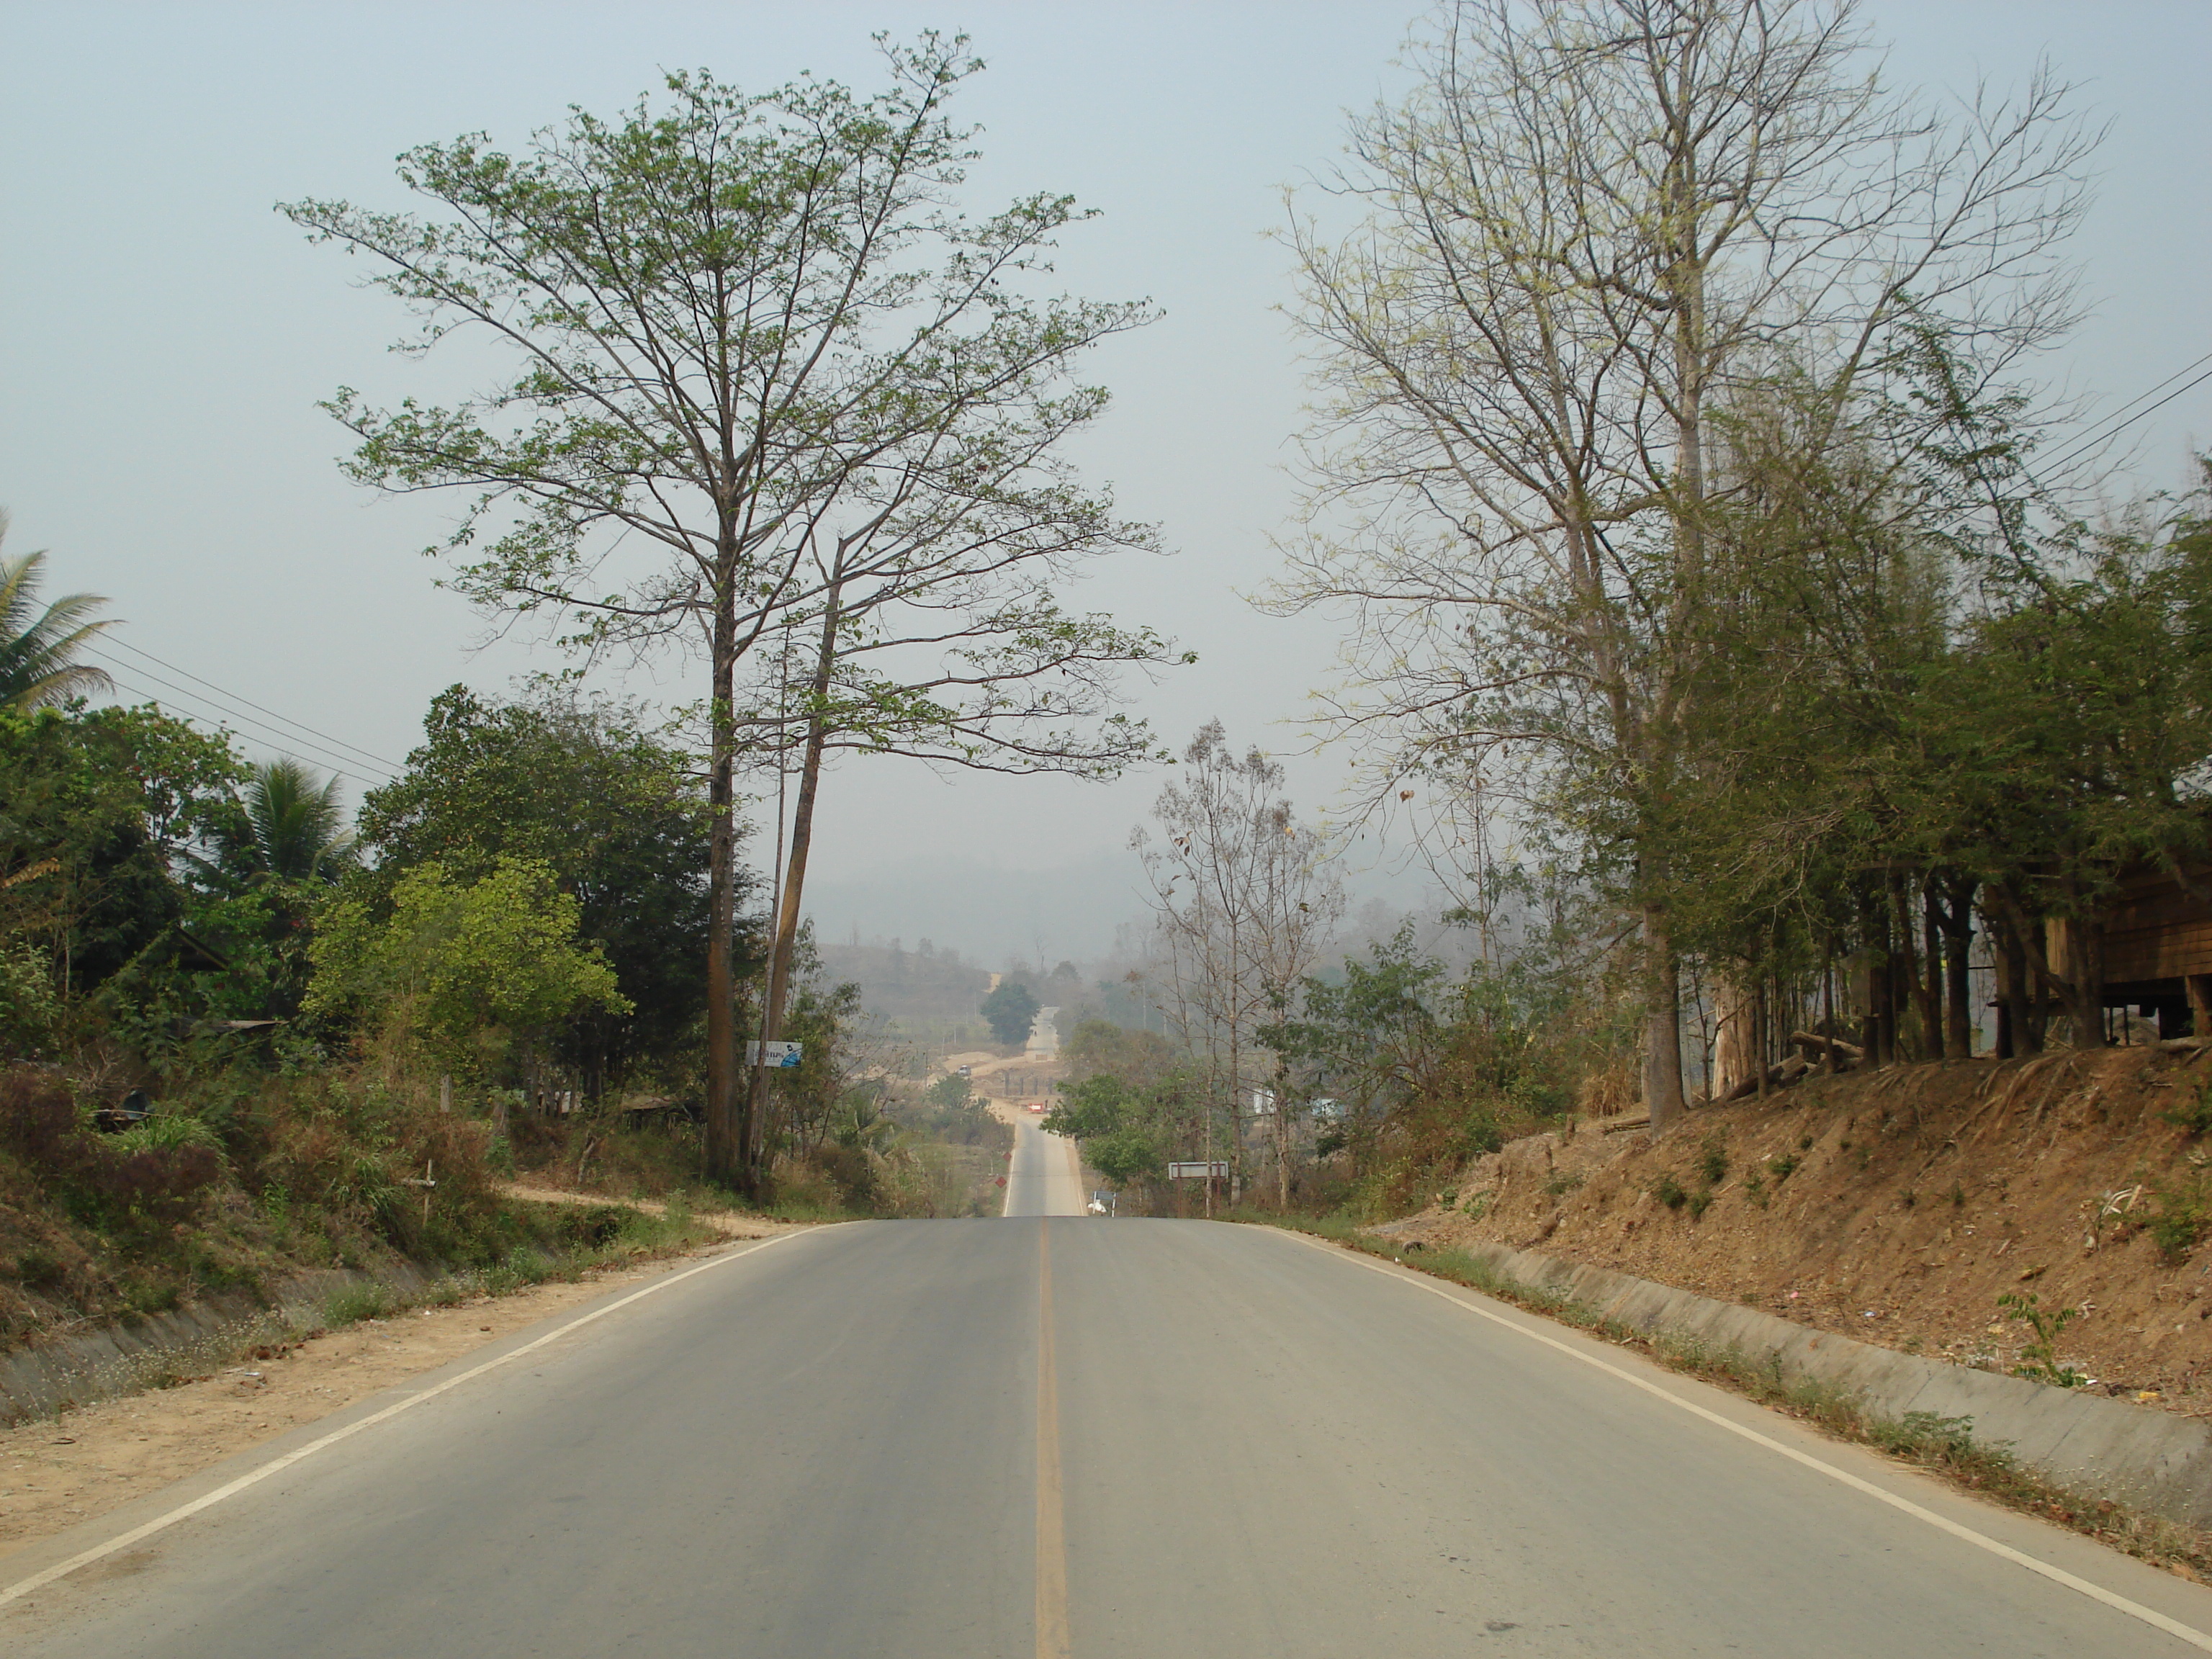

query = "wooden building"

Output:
[[2092, 864, 2212, 1036]]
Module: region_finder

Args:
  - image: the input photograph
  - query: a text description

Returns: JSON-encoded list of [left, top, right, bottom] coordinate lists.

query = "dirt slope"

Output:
[[1379, 1043, 2212, 1412]]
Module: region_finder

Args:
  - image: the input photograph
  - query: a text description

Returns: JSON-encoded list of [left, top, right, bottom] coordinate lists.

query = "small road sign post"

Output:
[[1166, 1161, 1230, 1181]]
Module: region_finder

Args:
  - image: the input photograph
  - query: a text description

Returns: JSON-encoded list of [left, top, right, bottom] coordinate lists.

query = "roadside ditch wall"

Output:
[[1447, 1236, 2212, 1531], [0, 1262, 439, 1426]]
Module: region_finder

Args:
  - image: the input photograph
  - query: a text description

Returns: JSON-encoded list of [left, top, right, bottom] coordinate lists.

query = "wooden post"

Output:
[[439, 1075, 451, 1115], [1992, 921, 2015, 1059]]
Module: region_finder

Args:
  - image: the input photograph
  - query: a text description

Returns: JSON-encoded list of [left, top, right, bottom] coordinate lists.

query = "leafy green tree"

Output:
[[980, 979, 1039, 1047], [307, 855, 629, 1082], [0, 703, 243, 995], [0, 938, 60, 1057], [1040, 1073, 1167, 1188], [0, 521, 116, 710], [1927, 472, 2212, 1044], [284, 37, 1151, 1192], [355, 685, 716, 1089]]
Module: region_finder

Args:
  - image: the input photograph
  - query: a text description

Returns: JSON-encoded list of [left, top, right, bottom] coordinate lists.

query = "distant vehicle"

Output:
[[1026, 1100, 1047, 1114]]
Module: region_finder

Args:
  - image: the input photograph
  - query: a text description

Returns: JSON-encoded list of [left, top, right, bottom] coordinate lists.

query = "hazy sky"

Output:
[[4, 2, 2208, 965]]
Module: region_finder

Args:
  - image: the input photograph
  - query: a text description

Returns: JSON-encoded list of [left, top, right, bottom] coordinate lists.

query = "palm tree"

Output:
[[0, 513, 117, 710], [236, 759, 356, 884]]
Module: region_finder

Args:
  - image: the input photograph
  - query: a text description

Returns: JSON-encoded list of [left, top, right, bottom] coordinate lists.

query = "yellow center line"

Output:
[[1035, 1218, 1071, 1659]]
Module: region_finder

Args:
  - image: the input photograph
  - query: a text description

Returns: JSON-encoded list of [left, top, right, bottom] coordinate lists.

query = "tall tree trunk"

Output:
[[1753, 978, 1769, 1099], [1913, 874, 1944, 1059], [2050, 906, 2107, 1050], [1858, 885, 1888, 1066], [1643, 905, 1686, 1135], [1821, 936, 1839, 1074], [749, 585, 843, 1172], [704, 571, 745, 1192], [1941, 876, 1975, 1059], [1993, 908, 2041, 1057], [1713, 974, 1755, 1100]]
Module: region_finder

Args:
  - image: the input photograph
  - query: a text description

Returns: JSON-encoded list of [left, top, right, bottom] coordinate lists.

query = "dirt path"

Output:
[[0, 1220, 804, 1563]]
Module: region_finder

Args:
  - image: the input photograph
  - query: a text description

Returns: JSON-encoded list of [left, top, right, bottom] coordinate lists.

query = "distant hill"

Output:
[[801, 848, 1151, 968], [814, 938, 993, 1022]]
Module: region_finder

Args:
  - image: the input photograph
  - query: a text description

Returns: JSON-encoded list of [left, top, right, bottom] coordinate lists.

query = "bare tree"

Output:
[[283, 38, 1150, 1188], [1271, 0, 2094, 1133], [1135, 723, 1343, 1208]]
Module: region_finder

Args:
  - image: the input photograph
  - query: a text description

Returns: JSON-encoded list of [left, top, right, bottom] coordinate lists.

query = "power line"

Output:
[[79, 645, 400, 783], [87, 660, 399, 787], [2040, 354, 2212, 479], [95, 634, 403, 771]]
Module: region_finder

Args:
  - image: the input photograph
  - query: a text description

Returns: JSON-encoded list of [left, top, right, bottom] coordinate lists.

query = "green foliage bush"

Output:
[[324, 1282, 397, 1327], [2161, 1081, 2212, 1138], [308, 855, 629, 1081], [1696, 1139, 1729, 1187], [2149, 1169, 2212, 1263]]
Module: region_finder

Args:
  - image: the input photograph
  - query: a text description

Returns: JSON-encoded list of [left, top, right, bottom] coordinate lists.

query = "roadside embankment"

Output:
[[1290, 1043, 2212, 1564], [0, 1192, 796, 1427], [1382, 1043, 2212, 1411]]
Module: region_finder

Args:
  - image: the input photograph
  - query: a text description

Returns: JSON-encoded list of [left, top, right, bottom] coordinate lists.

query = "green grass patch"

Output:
[[323, 1282, 398, 1327]]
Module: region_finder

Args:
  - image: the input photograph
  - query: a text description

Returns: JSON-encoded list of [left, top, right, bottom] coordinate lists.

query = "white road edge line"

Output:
[[0, 1231, 809, 1610], [1280, 1230, 2212, 1654]]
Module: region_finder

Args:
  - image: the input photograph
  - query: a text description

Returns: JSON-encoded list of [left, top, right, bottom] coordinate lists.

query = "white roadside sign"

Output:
[[747, 1041, 803, 1068]]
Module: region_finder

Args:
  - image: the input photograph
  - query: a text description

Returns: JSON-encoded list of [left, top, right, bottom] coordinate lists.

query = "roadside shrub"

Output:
[[1, 1071, 223, 1228], [0, 1071, 89, 1174], [2162, 1081, 2212, 1138], [1652, 1173, 1689, 1210], [2148, 1169, 2212, 1262], [112, 1111, 227, 1159], [325, 1282, 397, 1326], [1696, 1139, 1729, 1186], [102, 1145, 225, 1226]]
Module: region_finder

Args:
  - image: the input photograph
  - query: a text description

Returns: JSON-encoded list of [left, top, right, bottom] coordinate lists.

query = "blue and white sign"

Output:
[[747, 1041, 803, 1068]]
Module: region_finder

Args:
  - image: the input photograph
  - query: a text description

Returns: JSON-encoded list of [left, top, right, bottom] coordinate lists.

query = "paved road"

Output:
[[8, 1220, 2211, 1657], [1004, 1113, 1087, 1217]]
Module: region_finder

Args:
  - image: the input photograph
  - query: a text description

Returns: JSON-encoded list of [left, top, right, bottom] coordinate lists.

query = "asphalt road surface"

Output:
[[8, 1219, 2212, 1658], [1004, 1114, 1087, 1217]]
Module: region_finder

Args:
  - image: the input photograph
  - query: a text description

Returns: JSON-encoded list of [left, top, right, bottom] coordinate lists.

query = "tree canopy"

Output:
[[980, 979, 1039, 1047], [355, 684, 717, 1087]]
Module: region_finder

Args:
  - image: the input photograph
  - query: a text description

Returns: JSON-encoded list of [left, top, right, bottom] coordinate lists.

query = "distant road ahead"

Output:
[[8, 1220, 2210, 1658], [1004, 1112, 1086, 1216]]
